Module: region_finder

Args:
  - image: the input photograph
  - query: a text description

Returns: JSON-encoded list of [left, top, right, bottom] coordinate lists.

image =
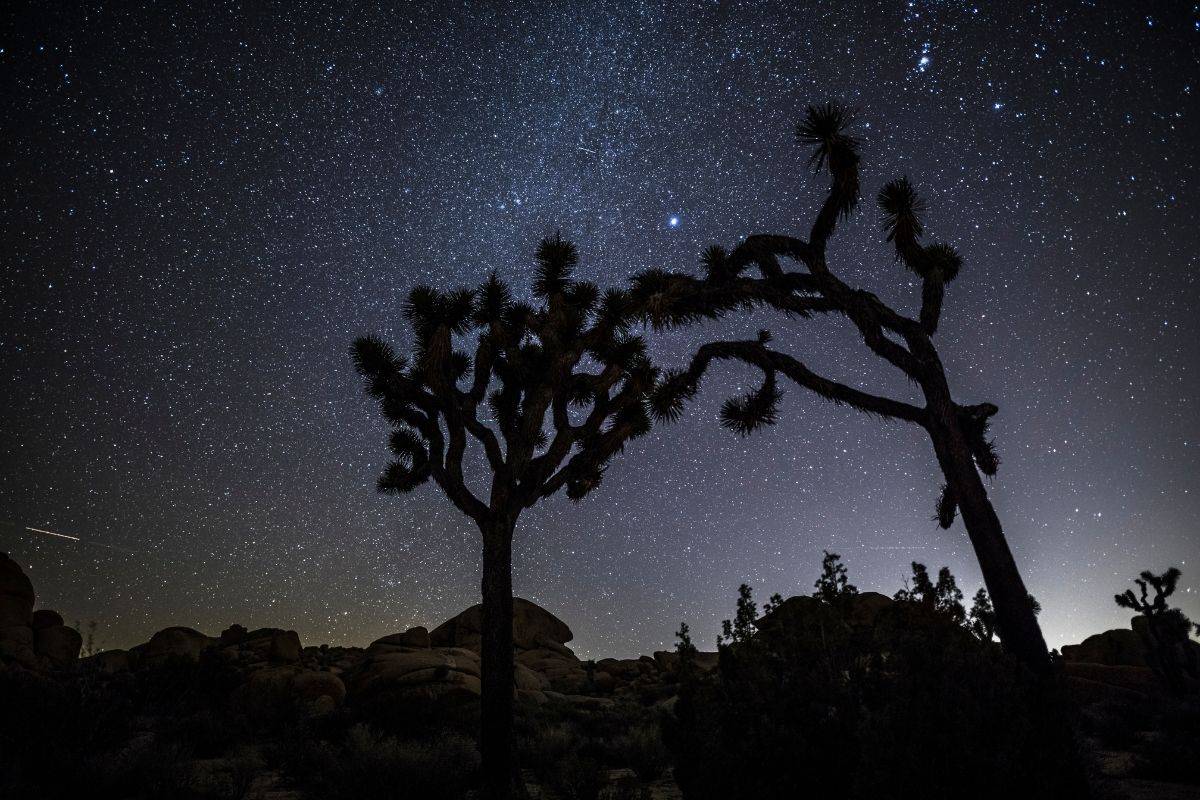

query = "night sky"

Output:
[[2, 2, 1197, 659]]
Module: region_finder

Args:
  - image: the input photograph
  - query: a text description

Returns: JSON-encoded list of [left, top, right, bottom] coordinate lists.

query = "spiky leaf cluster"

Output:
[[353, 235, 660, 524], [797, 103, 860, 220], [935, 483, 957, 529], [1115, 567, 1182, 616], [959, 405, 1001, 475]]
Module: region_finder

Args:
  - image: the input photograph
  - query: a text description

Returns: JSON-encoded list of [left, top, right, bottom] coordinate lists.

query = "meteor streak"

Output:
[[25, 526, 80, 542], [0, 520, 131, 553]]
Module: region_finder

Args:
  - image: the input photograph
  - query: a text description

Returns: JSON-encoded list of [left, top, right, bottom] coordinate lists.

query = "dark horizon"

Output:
[[2, 1, 1197, 660]]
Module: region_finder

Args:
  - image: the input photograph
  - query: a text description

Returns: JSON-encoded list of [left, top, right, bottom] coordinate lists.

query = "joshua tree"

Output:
[[352, 236, 657, 798], [637, 103, 1050, 673], [1115, 567, 1185, 618], [1115, 567, 1198, 690]]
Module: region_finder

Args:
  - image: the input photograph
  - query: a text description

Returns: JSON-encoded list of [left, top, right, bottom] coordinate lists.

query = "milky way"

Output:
[[2, 2, 1197, 658]]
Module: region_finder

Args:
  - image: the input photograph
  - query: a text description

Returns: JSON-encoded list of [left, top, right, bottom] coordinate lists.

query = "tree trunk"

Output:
[[922, 381, 1051, 675], [479, 516, 516, 799]]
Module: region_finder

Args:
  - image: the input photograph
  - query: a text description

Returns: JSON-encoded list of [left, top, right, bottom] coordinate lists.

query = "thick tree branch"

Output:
[[669, 338, 927, 426]]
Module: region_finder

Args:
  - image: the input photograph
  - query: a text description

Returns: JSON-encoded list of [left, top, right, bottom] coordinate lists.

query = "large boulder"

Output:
[[238, 664, 348, 718], [31, 609, 64, 630], [34, 624, 82, 668], [430, 597, 573, 651], [0, 624, 37, 668], [233, 628, 302, 664], [650, 649, 720, 677], [516, 646, 587, 693], [846, 592, 895, 627], [348, 647, 483, 704], [1061, 628, 1147, 667], [0, 553, 34, 628], [137, 626, 213, 667], [1063, 662, 1163, 696], [83, 649, 131, 674], [369, 626, 430, 651], [292, 670, 347, 706], [753, 594, 837, 636]]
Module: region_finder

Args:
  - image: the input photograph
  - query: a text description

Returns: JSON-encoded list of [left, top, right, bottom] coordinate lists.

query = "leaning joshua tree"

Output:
[[636, 103, 1050, 673], [352, 235, 656, 798]]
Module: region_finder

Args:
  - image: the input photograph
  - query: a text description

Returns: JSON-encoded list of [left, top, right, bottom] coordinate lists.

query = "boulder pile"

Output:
[[0, 552, 81, 670], [1061, 619, 1200, 701]]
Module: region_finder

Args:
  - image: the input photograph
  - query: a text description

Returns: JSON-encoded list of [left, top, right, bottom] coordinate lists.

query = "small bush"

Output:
[[610, 721, 669, 781], [548, 752, 606, 800], [1133, 700, 1200, 785], [296, 724, 479, 800], [666, 589, 1089, 800]]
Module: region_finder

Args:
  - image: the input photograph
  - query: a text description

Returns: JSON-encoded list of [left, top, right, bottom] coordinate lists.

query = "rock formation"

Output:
[[0, 553, 82, 670]]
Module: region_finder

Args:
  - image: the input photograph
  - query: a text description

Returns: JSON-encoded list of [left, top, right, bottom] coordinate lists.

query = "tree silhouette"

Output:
[[1115, 567, 1198, 691], [636, 103, 1050, 673], [813, 550, 857, 604], [894, 562, 966, 625], [719, 583, 759, 647], [352, 235, 658, 798], [1115, 567, 1183, 617], [968, 587, 997, 642]]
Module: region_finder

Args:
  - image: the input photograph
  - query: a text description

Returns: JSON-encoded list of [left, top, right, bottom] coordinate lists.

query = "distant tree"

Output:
[[763, 592, 785, 615], [719, 584, 758, 647], [637, 103, 1050, 673], [813, 550, 858, 604], [352, 236, 658, 799], [665, 576, 1088, 800], [675, 621, 698, 678], [968, 588, 997, 642], [1115, 567, 1198, 691], [73, 619, 101, 657], [968, 587, 1040, 642], [894, 563, 966, 624]]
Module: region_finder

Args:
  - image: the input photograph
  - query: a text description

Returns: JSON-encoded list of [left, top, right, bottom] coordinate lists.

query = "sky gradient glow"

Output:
[[2, 1, 1197, 658]]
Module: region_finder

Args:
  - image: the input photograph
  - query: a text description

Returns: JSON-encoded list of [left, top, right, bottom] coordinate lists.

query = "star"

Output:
[[0, 0, 1193, 659]]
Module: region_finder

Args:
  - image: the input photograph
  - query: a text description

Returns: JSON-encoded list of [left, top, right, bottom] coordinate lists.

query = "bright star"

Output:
[[669, 216, 680, 227]]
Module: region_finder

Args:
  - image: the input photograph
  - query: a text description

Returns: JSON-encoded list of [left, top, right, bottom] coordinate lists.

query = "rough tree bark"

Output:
[[921, 369, 1050, 670], [480, 517, 516, 798]]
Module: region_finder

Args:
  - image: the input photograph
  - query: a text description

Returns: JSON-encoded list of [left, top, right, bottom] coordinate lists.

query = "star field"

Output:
[[1, 1, 1197, 658]]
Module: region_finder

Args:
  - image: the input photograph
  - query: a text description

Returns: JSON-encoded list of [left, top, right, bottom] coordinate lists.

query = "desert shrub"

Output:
[[1078, 698, 1155, 750], [665, 588, 1088, 800], [1133, 699, 1200, 785], [294, 724, 478, 800], [606, 784, 652, 800], [0, 652, 304, 799], [515, 701, 666, 794], [610, 721, 669, 781], [517, 718, 576, 771], [350, 689, 480, 741], [547, 752, 606, 800]]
